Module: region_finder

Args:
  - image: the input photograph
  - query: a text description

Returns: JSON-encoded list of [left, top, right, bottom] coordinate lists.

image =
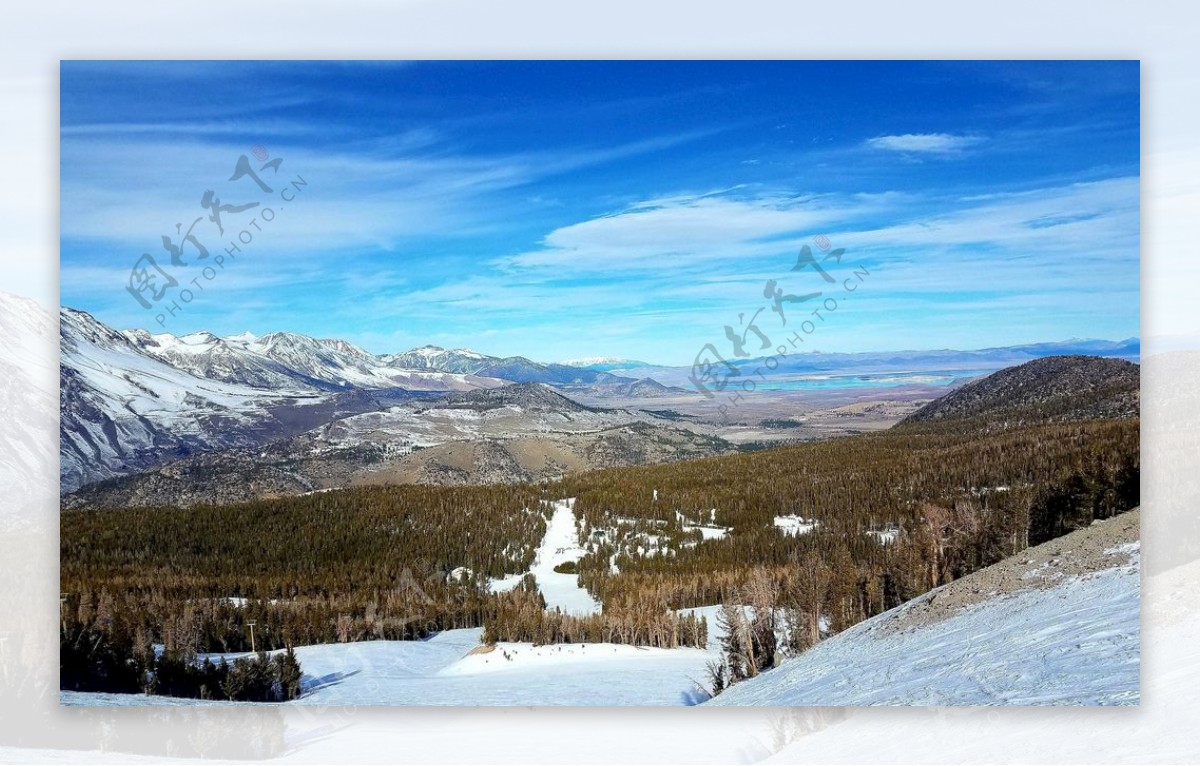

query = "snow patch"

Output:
[[774, 515, 819, 537]]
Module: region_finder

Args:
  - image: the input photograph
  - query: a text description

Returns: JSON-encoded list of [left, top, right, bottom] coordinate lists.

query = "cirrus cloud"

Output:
[[866, 132, 984, 155]]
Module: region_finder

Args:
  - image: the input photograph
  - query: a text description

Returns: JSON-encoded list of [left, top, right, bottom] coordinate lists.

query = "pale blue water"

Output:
[[751, 368, 999, 391]]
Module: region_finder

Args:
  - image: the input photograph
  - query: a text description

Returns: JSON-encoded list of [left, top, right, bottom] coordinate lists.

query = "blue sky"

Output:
[[60, 61, 1140, 365]]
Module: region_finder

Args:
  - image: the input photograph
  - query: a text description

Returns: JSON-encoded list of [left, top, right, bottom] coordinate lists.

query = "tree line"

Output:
[[481, 578, 708, 648], [61, 617, 302, 702]]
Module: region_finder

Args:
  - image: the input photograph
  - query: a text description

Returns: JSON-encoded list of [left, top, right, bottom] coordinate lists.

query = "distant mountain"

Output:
[[120, 321, 634, 396], [57, 309, 660, 492], [562, 356, 652, 371], [125, 328, 337, 391], [582, 377, 691, 398], [60, 307, 317, 492], [1004, 338, 1140, 357], [761, 338, 1142, 376], [382, 345, 636, 387], [474, 357, 624, 386], [63, 383, 734, 508], [380, 345, 494, 375], [126, 329, 504, 393], [440, 382, 598, 413], [58, 308, 504, 491], [622, 338, 1141, 389], [901, 355, 1140, 426]]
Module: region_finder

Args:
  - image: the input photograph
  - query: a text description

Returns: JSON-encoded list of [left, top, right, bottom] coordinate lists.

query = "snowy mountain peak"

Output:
[[562, 356, 648, 370], [57, 308, 522, 491], [253, 331, 322, 352], [60, 307, 136, 354], [317, 338, 374, 361], [179, 330, 221, 346], [382, 345, 498, 375]]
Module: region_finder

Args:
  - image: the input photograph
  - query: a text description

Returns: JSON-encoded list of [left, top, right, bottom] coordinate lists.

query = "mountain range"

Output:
[[62, 380, 735, 509], [614, 338, 1141, 386], [57, 307, 694, 493], [55, 303, 1143, 496]]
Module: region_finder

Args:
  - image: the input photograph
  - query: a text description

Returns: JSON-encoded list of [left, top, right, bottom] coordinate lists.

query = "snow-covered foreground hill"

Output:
[[62, 628, 716, 707], [708, 510, 1141, 707]]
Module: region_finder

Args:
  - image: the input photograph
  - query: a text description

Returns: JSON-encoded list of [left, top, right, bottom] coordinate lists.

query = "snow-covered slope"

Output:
[[707, 511, 1141, 706], [59, 309, 514, 491], [126, 327, 502, 393], [382, 345, 493, 374], [60, 625, 716, 707], [59, 308, 325, 491], [489, 499, 601, 615], [124, 328, 341, 391], [0, 293, 57, 526]]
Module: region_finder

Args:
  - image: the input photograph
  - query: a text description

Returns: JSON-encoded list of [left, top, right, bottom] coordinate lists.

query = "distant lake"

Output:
[[752, 368, 1000, 391]]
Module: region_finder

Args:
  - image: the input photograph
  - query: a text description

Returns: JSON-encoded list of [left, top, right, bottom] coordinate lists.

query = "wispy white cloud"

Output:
[[837, 176, 1138, 257], [498, 190, 901, 273], [59, 127, 719, 254], [483, 176, 1137, 312], [865, 133, 984, 155]]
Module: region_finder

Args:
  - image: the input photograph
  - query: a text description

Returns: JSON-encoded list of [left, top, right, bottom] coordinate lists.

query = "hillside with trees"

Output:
[[60, 357, 1139, 700], [902, 355, 1139, 425]]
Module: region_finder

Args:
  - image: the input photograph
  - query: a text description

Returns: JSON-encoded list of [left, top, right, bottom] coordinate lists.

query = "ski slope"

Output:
[[707, 515, 1141, 707], [489, 498, 600, 615], [62, 626, 717, 707], [528, 499, 601, 615], [63, 501, 710, 707]]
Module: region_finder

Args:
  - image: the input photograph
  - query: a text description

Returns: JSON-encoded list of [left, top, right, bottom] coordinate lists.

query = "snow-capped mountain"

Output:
[[383, 345, 631, 387], [60, 307, 328, 492], [58, 308, 663, 493], [561, 356, 650, 371], [124, 328, 332, 391], [235, 331, 383, 388], [381, 345, 492, 374], [59, 309, 525, 492], [125, 328, 504, 393]]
